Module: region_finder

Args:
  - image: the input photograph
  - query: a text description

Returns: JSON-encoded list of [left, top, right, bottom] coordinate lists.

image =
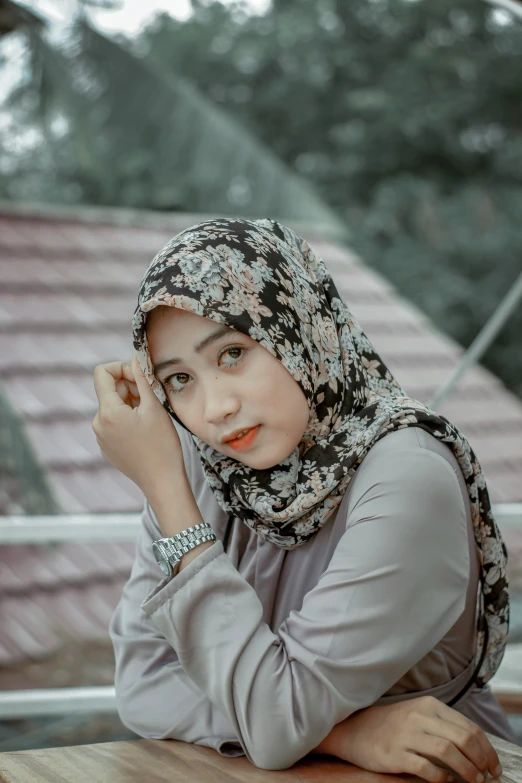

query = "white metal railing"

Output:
[[429, 271, 522, 410], [0, 687, 117, 720], [1, 506, 522, 546], [0, 506, 522, 721], [0, 513, 141, 543], [492, 504, 522, 531], [3, 640, 521, 719], [0, 514, 139, 722]]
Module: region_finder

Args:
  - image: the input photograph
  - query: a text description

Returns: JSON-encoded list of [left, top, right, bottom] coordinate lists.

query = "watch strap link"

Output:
[[154, 522, 216, 576]]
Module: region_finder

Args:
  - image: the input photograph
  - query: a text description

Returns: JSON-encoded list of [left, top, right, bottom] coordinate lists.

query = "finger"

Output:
[[124, 379, 140, 409], [124, 381, 139, 403], [120, 360, 142, 406], [434, 703, 502, 777], [121, 359, 136, 384], [119, 361, 140, 402], [401, 750, 452, 783], [127, 381, 140, 408], [115, 378, 135, 407], [423, 717, 488, 776], [93, 364, 126, 412], [131, 351, 157, 408], [412, 734, 485, 783], [95, 361, 131, 383]]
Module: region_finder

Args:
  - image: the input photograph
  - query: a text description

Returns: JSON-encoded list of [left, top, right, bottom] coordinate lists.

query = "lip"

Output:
[[222, 426, 258, 444], [224, 425, 260, 451]]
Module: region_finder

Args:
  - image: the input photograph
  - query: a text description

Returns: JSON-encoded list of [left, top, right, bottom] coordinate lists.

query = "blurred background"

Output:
[[1, 0, 522, 754]]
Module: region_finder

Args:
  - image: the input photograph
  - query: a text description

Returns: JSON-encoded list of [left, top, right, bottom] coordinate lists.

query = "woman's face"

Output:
[[146, 307, 310, 470]]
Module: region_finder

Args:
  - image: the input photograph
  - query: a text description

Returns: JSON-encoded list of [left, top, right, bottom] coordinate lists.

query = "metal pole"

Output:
[[0, 513, 142, 543], [429, 271, 522, 411], [0, 686, 117, 720]]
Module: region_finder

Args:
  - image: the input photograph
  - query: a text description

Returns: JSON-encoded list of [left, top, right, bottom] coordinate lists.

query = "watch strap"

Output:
[[153, 522, 216, 576]]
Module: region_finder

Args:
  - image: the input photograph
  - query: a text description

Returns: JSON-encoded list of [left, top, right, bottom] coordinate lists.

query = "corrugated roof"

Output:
[[1, 201, 522, 665], [2, 203, 522, 505]]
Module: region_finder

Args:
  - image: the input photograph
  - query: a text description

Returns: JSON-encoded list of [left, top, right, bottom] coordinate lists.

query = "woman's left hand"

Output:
[[314, 695, 502, 783], [92, 352, 185, 496]]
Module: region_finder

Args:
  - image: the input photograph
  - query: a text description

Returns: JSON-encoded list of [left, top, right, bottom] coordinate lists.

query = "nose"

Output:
[[203, 378, 241, 426]]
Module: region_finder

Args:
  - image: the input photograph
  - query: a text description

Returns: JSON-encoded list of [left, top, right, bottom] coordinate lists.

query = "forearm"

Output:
[[112, 627, 243, 753], [310, 733, 335, 756], [308, 707, 392, 764], [110, 495, 242, 755], [145, 474, 215, 572], [147, 473, 203, 535], [309, 717, 348, 758]]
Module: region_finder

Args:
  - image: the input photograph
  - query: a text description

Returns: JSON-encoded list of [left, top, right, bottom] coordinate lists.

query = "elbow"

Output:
[[116, 701, 176, 741], [250, 754, 293, 771], [247, 740, 310, 771], [115, 697, 156, 739], [236, 682, 332, 770], [250, 752, 303, 771], [114, 682, 170, 740]]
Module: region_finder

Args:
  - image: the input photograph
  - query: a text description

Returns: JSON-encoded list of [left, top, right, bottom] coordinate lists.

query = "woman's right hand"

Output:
[[318, 696, 503, 783]]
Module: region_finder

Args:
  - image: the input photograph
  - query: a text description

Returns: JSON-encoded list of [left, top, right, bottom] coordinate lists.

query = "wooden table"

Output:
[[0, 733, 521, 783]]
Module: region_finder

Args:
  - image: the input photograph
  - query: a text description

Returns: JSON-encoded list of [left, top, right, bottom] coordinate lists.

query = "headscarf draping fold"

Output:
[[132, 217, 508, 687]]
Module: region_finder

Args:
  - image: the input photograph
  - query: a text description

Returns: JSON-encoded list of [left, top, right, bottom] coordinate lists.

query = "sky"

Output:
[[16, 0, 271, 36]]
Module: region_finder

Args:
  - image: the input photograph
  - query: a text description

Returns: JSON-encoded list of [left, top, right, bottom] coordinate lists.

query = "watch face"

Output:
[[152, 542, 171, 576], [158, 559, 171, 577]]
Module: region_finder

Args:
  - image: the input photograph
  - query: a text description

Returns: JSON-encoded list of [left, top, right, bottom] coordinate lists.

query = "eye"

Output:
[[164, 345, 246, 396], [166, 372, 191, 395], [221, 346, 244, 365]]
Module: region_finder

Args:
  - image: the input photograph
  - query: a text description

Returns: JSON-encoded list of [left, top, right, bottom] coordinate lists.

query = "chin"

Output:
[[242, 446, 297, 471], [245, 457, 279, 470]]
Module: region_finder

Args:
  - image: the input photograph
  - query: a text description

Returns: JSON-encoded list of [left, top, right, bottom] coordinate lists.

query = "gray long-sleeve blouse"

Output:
[[109, 423, 516, 770]]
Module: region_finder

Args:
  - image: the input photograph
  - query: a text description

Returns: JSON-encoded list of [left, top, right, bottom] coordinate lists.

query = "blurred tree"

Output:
[[0, 0, 521, 396], [0, 381, 60, 515], [0, 7, 346, 238], [138, 0, 522, 398]]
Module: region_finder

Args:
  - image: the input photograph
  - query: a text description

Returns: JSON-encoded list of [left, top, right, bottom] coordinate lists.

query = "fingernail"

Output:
[[476, 775, 484, 783], [494, 764, 503, 777]]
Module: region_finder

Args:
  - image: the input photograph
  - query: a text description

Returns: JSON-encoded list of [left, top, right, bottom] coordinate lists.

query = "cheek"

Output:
[[253, 364, 308, 427], [168, 395, 200, 436]]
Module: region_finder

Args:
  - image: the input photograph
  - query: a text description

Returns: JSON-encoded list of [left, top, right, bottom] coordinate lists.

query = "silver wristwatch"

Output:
[[152, 522, 216, 577]]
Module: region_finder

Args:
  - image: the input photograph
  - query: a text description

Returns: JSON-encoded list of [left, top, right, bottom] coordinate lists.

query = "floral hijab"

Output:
[[132, 217, 508, 688]]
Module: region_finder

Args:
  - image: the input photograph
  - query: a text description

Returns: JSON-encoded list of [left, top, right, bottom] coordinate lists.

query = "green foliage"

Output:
[[1, 0, 521, 397], [139, 0, 522, 398], [0, 15, 346, 238], [0, 381, 61, 515]]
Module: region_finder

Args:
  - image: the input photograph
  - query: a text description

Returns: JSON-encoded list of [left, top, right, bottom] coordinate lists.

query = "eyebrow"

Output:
[[153, 325, 236, 376]]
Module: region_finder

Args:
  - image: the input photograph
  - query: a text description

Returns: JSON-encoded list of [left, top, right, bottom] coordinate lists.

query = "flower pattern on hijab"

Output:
[[132, 217, 508, 687]]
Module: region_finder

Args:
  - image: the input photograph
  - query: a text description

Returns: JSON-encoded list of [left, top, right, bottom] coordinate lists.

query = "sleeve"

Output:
[[109, 420, 245, 757], [140, 446, 471, 770]]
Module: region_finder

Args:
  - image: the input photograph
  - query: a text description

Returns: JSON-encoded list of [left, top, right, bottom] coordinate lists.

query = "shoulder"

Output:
[[345, 426, 467, 537], [351, 425, 464, 496]]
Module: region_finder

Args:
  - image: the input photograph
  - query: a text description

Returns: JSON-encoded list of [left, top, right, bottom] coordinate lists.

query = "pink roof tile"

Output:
[[2, 205, 522, 507], [3, 376, 95, 419], [1, 541, 134, 592], [1, 596, 63, 660], [1, 203, 522, 665], [50, 469, 144, 513]]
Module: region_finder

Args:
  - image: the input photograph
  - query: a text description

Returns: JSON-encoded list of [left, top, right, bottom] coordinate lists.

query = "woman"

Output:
[[94, 217, 513, 780]]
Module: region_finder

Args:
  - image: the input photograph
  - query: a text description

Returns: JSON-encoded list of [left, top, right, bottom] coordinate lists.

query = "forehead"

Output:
[[147, 307, 209, 341], [146, 307, 237, 355]]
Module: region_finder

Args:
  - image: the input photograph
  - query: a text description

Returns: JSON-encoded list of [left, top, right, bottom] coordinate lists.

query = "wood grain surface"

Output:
[[0, 734, 520, 783], [0, 737, 414, 783]]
